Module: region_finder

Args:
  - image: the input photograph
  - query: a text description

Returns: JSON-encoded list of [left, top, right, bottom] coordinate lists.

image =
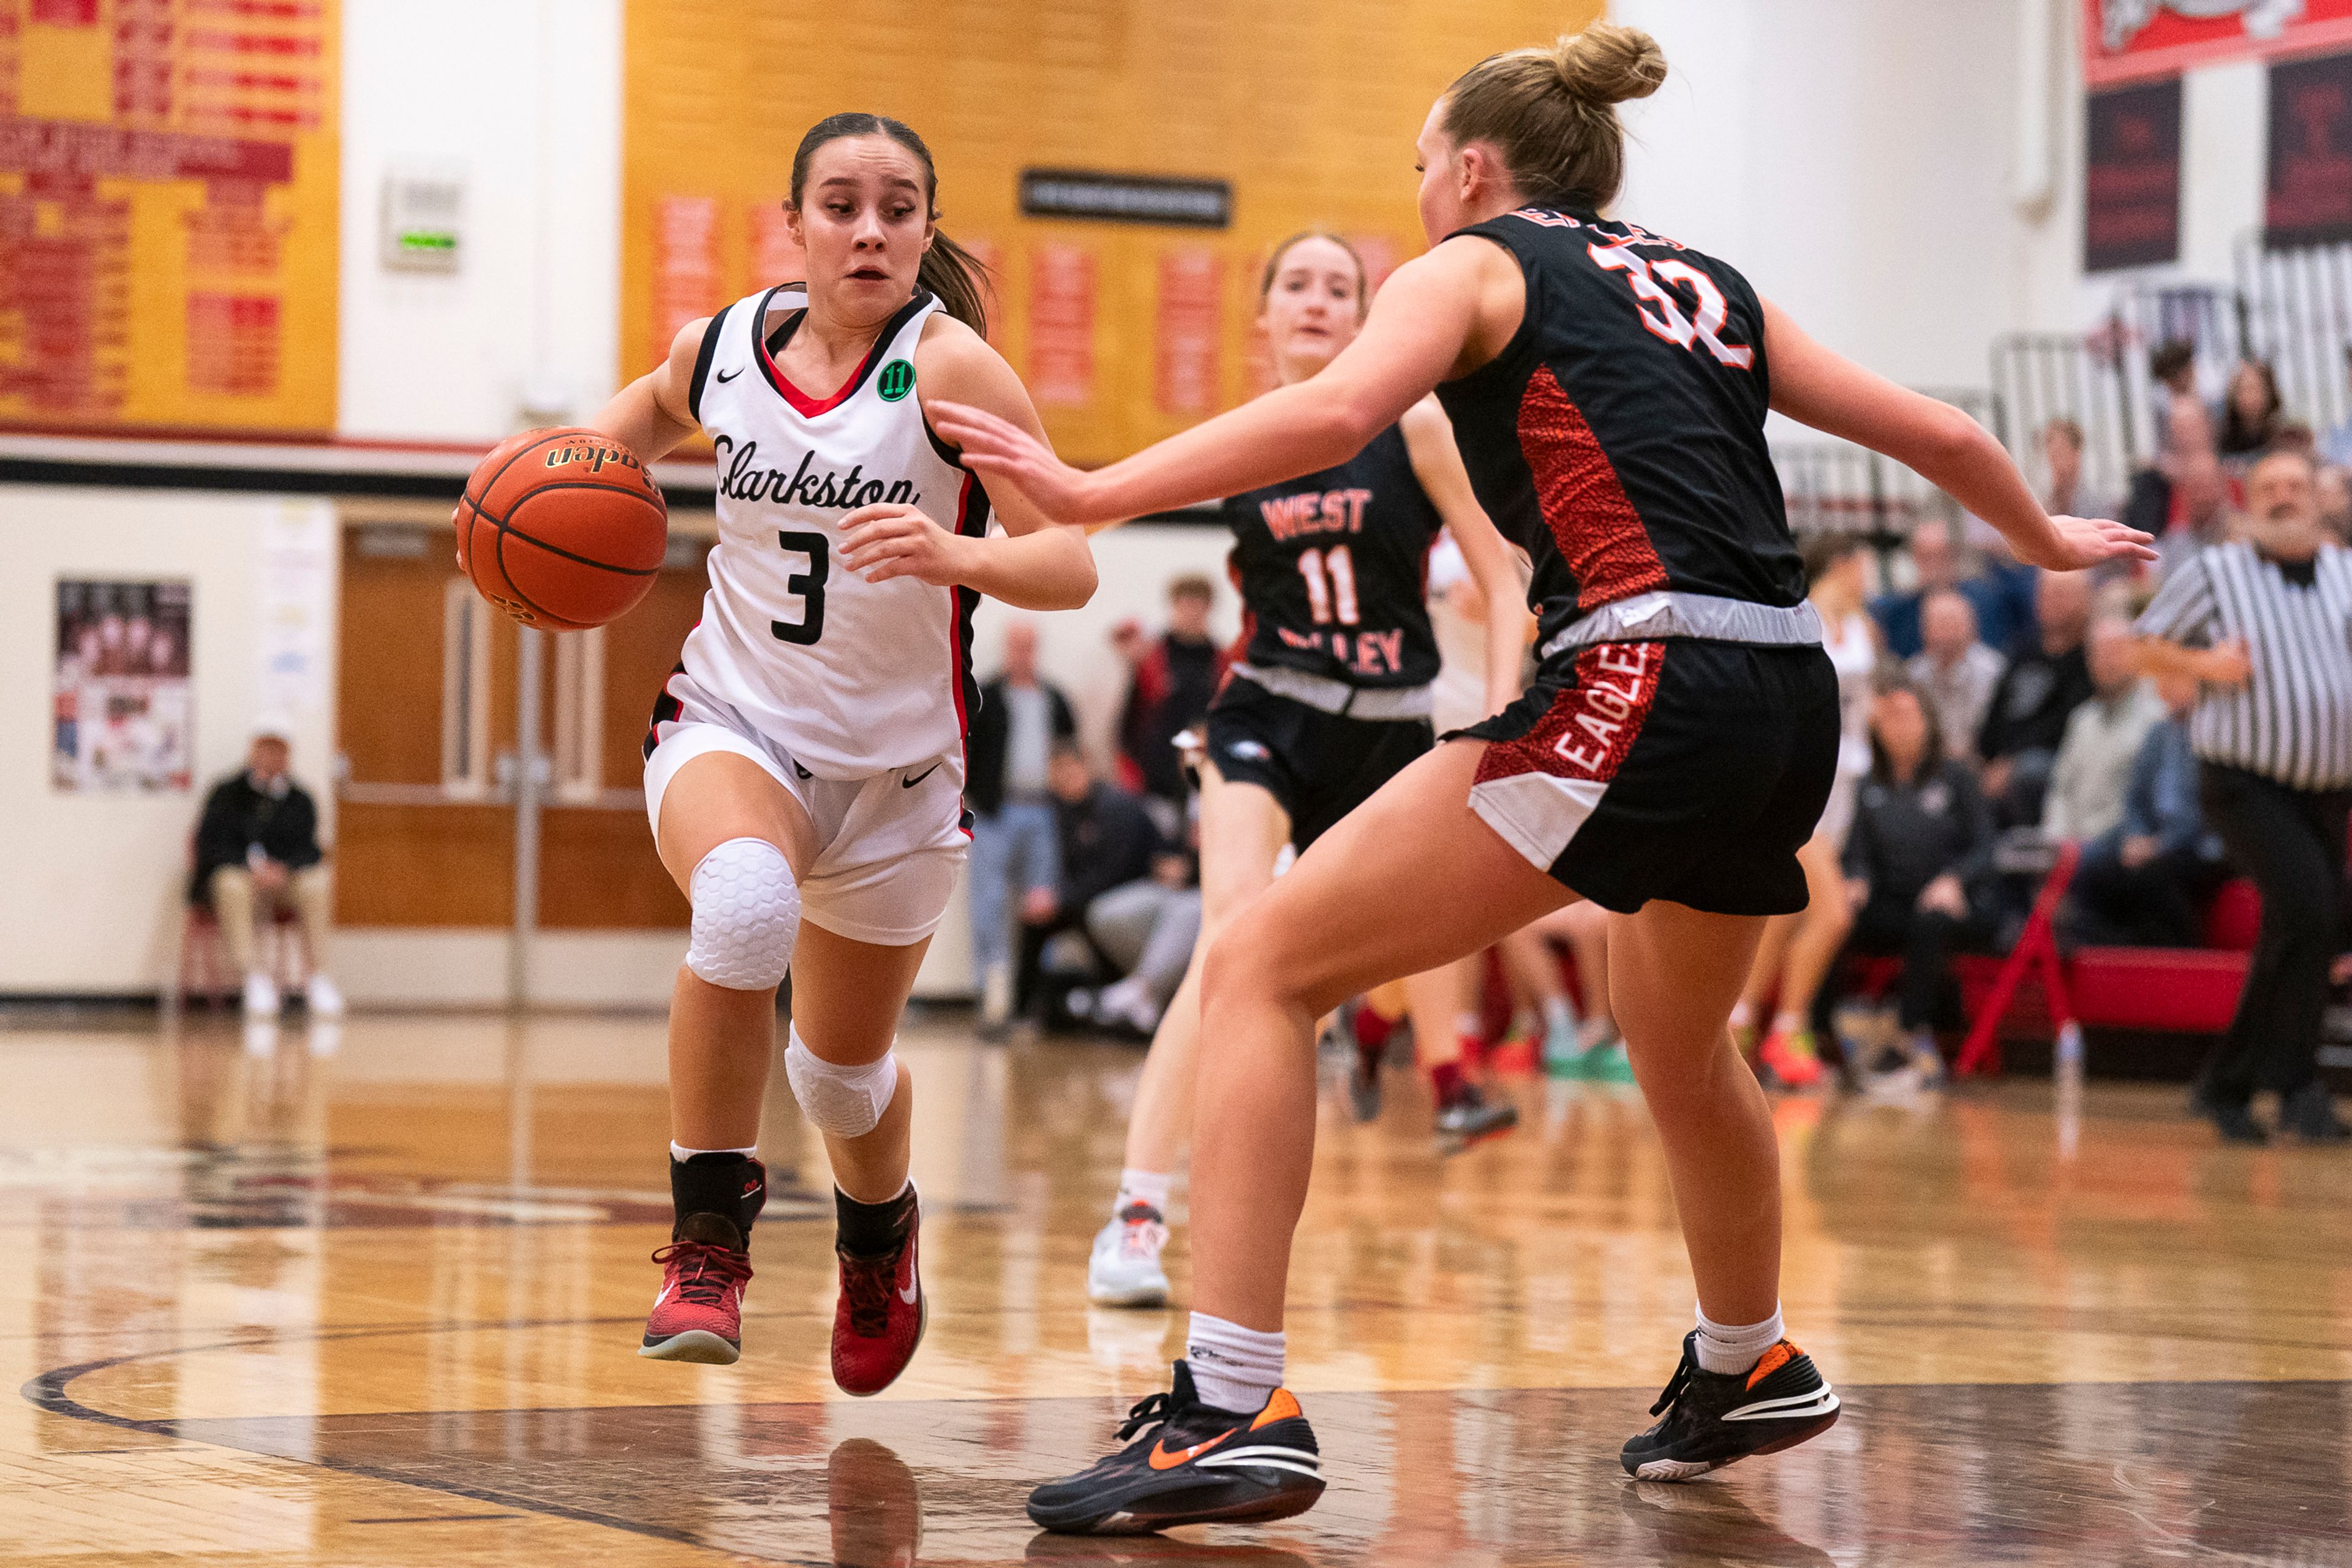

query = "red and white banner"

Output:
[[2086, 0, 2352, 87], [1153, 247, 1223, 416], [1027, 244, 1096, 408]]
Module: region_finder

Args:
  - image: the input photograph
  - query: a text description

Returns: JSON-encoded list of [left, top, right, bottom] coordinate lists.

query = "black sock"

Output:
[[835, 1180, 916, 1257], [670, 1152, 766, 1244]]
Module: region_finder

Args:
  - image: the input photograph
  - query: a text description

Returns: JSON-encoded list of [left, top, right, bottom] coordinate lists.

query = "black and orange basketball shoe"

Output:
[[639, 1153, 766, 1363], [1619, 1331, 1841, 1480], [832, 1193, 926, 1396], [1027, 1361, 1324, 1535]]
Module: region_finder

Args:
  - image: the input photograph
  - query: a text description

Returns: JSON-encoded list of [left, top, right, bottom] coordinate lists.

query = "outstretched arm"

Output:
[[929, 237, 1513, 527], [589, 316, 707, 462], [1399, 395, 1530, 717], [837, 317, 1096, 612], [1760, 298, 2154, 572]]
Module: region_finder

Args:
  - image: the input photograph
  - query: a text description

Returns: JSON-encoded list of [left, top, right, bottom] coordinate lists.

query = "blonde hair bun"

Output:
[[1552, 22, 1667, 107]]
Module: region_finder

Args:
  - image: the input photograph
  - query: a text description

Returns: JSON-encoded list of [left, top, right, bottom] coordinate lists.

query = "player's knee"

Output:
[[1200, 909, 1296, 1014], [685, 837, 800, 991], [785, 1027, 900, 1138]]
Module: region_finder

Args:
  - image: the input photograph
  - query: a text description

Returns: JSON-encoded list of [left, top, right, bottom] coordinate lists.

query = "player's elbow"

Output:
[[1033, 530, 1099, 610], [1307, 391, 1383, 469], [1915, 402, 1995, 481]]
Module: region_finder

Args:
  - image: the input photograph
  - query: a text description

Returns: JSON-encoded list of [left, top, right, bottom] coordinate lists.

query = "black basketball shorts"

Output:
[[1451, 638, 1839, 917], [1204, 676, 1434, 851]]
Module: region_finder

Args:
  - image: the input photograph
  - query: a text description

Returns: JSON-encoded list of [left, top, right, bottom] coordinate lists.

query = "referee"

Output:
[[2137, 447, 2352, 1145]]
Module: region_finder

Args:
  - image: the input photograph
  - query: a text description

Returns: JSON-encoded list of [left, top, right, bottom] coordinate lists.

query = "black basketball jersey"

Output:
[[1434, 207, 1804, 652], [1223, 423, 1444, 690]]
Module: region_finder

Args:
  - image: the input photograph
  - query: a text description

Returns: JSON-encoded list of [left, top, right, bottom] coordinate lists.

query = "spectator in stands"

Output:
[[1977, 568, 2095, 825], [2041, 417, 2087, 517], [2136, 447, 2352, 1145], [2218, 359, 2285, 461], [2068, 669, 2220, 947], [192, 718, 342, 1019], [1117, 574, 1228, 816], [2157, 448, 2244, 582], [1908, 590, 2003, 765], [2324, 346, 2352, 468], [2042, 617, 2165, 847], [967, 619, 1076, 1036], [2317, 462, 2351, 548], [2149, 339, 2214, 464], [1033, 741, 1196, 1033], [1872, 517, 2022, 658], [1841, 677, 1997, 1091], [1072, 808, 1202, 1039]]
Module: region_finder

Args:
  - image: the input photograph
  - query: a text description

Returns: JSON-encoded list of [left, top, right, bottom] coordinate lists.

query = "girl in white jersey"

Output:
[[587, 113, 1093, 1393]]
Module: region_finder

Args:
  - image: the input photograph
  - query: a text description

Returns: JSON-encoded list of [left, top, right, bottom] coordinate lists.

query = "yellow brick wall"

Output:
[[622, 0, 1601, 466]]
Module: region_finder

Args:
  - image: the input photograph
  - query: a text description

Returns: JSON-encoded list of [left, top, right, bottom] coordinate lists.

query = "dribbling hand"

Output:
[[925, 401, 1117, 526], [838, 503, 974, 587], [2017, 515, 2158, 573]]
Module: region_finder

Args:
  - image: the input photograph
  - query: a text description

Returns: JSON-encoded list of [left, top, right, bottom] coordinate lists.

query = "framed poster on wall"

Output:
[[2267, 50, 2352, 247], [53, 578, 194, 794], [2085, 78, 2184, 272]]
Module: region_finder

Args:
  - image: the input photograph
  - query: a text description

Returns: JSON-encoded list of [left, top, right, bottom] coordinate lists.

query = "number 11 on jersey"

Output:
[[1297, 545, 1359, 627]]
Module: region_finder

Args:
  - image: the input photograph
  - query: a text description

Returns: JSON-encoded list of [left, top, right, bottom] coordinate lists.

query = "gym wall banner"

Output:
[[0, 1, 341, 434], [53, 578, 194, 795], [2086, 1, 2352, 87], [2084, 78, 2185, 273], [2266, 50, 2352, 246]]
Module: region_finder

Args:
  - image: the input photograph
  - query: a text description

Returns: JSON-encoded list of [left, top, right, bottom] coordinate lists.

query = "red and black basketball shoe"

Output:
[[1027, 1360, 1324, 1535], [1619, 1330, 1841, 1480], [832, 1186, 926, 1396], [639, 1152, 765, 1365]]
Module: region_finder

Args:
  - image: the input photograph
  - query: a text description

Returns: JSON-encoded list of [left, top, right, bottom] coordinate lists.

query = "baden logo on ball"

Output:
[[454, 426, 668, 631]]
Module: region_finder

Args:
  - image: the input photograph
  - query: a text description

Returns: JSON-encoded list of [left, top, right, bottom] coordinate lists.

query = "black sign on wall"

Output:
[[2266, 51, 2352, 249], [2084, 78, 2184, 273], [1019, 169, 1232, 228]]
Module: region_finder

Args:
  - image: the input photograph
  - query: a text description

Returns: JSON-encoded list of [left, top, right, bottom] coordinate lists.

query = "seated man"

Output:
[[192, 718, 341, 1017], [1906, 590, 2003, 765], [2041, 617, 2165, 850], [1977, 568, 2095, 826], [1028, 742, 1196, 1033], [2068, 671, 2225, 946]]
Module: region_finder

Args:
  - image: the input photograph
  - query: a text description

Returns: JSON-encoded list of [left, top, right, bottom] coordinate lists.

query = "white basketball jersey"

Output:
[[678, 286, 987, 779]]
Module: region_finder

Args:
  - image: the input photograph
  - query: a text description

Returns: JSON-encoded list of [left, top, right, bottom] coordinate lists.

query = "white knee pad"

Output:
[[686, 837, 801, 990], [785, 1027, 900, 1138]]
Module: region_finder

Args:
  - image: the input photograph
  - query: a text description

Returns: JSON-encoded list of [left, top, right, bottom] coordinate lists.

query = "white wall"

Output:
[[338, 0, 622, 441], [0, 489, 338, 995], [1613, 0, 2274, 383]]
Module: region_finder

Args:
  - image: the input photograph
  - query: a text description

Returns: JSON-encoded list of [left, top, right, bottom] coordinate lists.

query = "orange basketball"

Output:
[[454, 427, 667, 630]]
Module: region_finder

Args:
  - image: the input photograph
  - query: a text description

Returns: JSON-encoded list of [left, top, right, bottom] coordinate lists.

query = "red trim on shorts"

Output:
[[1517, 369, 1669, 612], [1473, 641, 1665, 786]]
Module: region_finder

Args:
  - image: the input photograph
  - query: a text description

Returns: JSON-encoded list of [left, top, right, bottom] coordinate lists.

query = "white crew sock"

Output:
[[1694, 1302, 1785, 1375], [1115, 1168, 1171, 1218], [1185, 1312, 1284, 1414], [671, 1141, 758, 1162]]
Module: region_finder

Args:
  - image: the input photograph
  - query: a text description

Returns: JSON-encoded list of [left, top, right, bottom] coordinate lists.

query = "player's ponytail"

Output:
[[788, 111, 995, 338], [919, 229, 993, 339], [1441, 21, 1667, 211]]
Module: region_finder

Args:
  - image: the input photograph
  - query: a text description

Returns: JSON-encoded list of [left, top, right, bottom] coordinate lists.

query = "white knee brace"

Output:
[[785, 1027, 900, 1138], [686, 837, 801, 990]]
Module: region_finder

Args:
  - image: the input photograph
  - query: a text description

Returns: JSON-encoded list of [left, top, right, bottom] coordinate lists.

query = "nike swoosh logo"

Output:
[[901, 763, 941, 789], [714, 366, 742, 383], [899, 1280, 920, 1305], [654, 1285, 673, 1307], [1149, 1427, 1237, 1471]]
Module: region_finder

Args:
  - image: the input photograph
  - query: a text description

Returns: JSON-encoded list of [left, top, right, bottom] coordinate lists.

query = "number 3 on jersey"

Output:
[[771, 530, 828, 645], [1590, 244, 1754, 370]]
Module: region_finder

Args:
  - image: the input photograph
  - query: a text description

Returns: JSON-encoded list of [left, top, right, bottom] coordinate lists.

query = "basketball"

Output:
[[454, 427, 667, 630]]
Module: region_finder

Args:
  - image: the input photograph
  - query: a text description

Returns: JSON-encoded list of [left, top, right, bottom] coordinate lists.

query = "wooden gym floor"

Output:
[[4, 1010, 2350, 1566]]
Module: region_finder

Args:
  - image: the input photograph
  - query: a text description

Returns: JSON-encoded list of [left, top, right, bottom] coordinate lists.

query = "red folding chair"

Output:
[[1954, 839, 2080, 1078]]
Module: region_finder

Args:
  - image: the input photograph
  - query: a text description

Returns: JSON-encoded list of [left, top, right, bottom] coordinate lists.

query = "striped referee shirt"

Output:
[[2134, 540, 2352, 791]]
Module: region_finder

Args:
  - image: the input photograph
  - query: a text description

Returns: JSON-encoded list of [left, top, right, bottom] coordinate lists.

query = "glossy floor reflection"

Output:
[[6, 1010, 2352, 1566]]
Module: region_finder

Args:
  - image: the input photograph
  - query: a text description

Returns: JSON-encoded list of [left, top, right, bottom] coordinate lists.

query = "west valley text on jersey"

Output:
[[713, 434, 920, 510]]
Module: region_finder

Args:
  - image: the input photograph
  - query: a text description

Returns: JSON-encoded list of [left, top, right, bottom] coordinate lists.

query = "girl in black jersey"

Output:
[[1082, 232, 1528, 1311], [940, 22, 2150, 1531]]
